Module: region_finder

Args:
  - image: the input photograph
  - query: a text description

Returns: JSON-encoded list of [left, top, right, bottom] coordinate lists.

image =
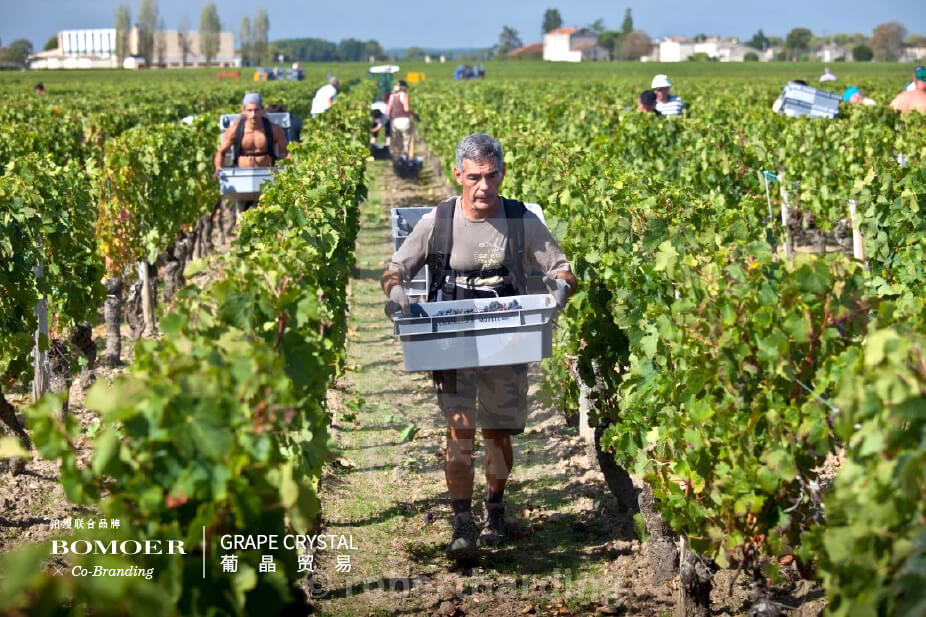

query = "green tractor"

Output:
[[369, 64, 400, 99]]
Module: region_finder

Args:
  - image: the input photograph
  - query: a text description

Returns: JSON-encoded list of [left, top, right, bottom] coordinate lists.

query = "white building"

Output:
[[28, 28, 118, 69], [657, 37, 696, 62], [761, 46, 782, 61], [543, 27, 610, 62], [29, 27, 239, 69], [655, 36, 756, 62], [902, 43, 926, 61], [815, 44, 851, 62], [699, 38, 753, 62]]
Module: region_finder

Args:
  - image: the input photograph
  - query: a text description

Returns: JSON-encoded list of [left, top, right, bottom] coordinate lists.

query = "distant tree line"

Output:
[[525, 7, 923, 63], [744, 22, 919, 62], [272, 38, 385, 62], [239, 10, 269, 65], [0, 37, 34, 66], [111, 0, 225, 67]]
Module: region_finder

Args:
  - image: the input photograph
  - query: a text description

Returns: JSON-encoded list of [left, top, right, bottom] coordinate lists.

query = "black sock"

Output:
[[486, 488, 504, 504], [452, 499, 472, 514]]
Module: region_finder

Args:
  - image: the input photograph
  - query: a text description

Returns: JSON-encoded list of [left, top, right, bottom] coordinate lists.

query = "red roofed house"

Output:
[[506, 42, 543, 59], [543, 27, 610, 62]]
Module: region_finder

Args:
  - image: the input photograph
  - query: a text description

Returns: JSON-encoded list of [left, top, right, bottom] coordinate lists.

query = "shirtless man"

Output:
[[214, 92, 288, 174], [890, 66, 926, 114]]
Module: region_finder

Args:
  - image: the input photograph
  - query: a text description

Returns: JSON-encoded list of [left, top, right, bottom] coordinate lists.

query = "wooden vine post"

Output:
[[848, 199, 866, 265], [138, 260, 157, 336], [103, 277, 123, 366], [32, 249, 49, 401]]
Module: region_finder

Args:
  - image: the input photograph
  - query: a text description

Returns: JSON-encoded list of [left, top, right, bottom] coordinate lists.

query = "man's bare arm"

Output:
[[273, 124, 290, 159], [215, 124, 236, 172]]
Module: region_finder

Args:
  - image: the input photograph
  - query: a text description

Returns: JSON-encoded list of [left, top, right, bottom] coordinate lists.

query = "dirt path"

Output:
[[310, 151, 679, 617]]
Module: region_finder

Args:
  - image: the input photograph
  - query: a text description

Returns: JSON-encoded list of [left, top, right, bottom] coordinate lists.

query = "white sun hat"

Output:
[[651, 74, 672, 89]]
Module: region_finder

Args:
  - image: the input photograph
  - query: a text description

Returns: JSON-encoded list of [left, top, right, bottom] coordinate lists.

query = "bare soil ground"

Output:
[[309, 148, 826, 617]]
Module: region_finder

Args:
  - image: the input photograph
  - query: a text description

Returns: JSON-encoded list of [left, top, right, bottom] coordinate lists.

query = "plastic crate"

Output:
[[390, 204, 548, 299], [393, 155, 423, 179], [370, 143, 391, 160], [778, 83, 841, 119], [219, 112, 295, 142], [393, 294, 557, 371], [216, 167, 274, 201], [392, 207, 433, 300]]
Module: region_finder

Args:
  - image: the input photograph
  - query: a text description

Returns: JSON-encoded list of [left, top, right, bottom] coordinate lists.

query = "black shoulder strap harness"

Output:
[[233, 115, 276, 167], [425, 197, 527, 302]]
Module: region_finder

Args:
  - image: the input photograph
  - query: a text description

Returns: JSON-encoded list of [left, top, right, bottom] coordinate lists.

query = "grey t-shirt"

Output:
[[389, 197, 571, 288]]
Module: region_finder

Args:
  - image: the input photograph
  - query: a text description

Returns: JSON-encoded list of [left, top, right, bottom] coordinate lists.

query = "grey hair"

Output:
[[455, 133, 504, 169]]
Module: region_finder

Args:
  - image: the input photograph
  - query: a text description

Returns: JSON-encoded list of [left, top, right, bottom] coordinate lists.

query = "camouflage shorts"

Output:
[[432, 364, 529, 434]]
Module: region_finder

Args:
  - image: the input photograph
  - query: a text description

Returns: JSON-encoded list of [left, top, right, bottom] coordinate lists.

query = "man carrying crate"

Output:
[[381, 133, 577, 562], [214, 92, 289, 174], [214, 92, 289, 212]]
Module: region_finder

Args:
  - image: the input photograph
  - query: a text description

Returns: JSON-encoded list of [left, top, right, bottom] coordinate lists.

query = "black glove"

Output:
[[384, 285, 411, 319], [545, 277, 571, 309]]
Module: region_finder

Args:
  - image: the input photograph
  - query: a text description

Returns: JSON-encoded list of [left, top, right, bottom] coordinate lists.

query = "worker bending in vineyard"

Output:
[[214, 92, 289, 210], [381, 133, 577, 562], [310, 76, 339, 117], [890, 66, 926, 114]]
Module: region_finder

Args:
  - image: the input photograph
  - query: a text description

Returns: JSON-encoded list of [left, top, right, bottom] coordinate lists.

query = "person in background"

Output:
[[371, 109, 390, 145], [388, 80, 415, 156], [370, 100, 390, 147], [900, 66, 922, 93], [891, 66, 926, 114], [310, 76, 339, 117], [651, 74, 684, 116], [843, 87, 876, 106], [381, 133, 576, 563], [637, 89, 661, 115], [34, 82, 46, 94], [819, 67, 837, 82]]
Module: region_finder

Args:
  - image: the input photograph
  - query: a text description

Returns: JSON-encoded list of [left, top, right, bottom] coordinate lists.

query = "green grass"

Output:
[[2, 59, 914, 91]]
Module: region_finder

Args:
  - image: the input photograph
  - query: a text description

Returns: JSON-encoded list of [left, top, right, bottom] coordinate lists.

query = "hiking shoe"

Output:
[[479, 502, 506, 547], [445, 511, 478, 562]]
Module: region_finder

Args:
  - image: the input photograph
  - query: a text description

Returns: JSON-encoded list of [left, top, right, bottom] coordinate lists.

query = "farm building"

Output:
[[652, 36, 769, 62], [506, 43, 543, 60], [903, 42, 926, 61], [815, 44, 852, 62], [28, 27, 240, 69], [543, 27, 610, 62]]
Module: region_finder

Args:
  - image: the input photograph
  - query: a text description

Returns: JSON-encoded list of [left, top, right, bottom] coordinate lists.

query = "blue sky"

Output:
[[1, 0, 923, 51]]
